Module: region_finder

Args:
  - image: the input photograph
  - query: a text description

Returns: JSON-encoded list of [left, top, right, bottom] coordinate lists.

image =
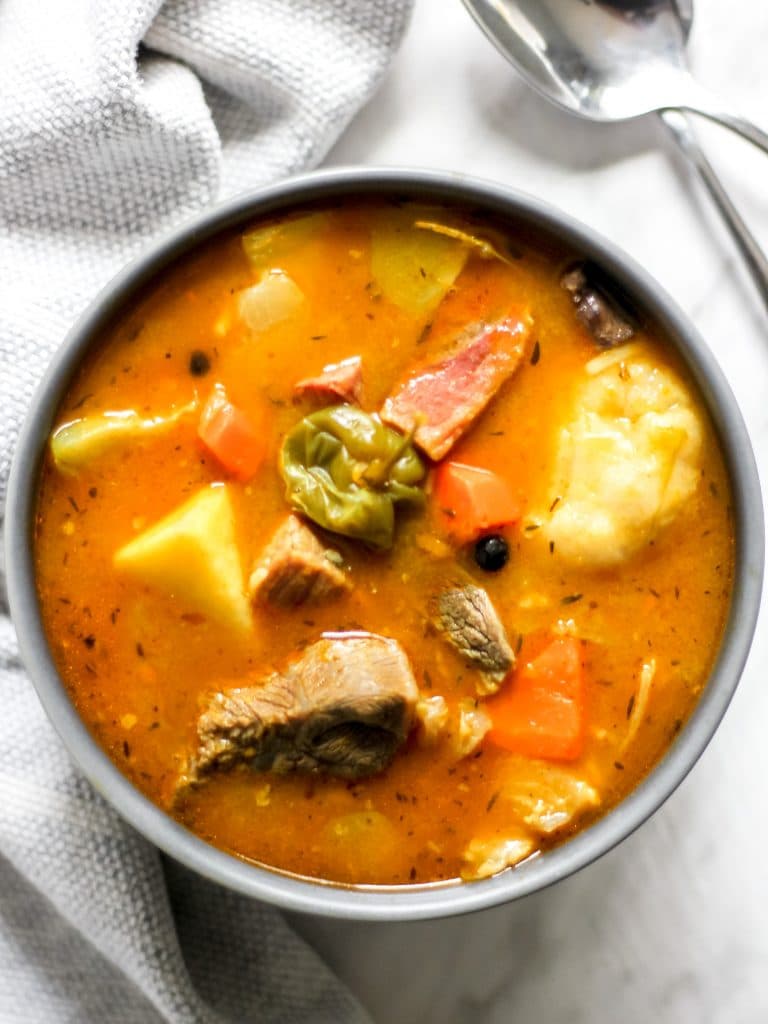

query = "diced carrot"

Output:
[[433, 461, 521, 543], [198, 384, 265, 481], [487, 636, 585, 761]]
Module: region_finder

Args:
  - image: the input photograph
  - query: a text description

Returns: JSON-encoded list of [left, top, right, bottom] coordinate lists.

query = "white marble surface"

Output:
[[291, 1, 768, 1021]]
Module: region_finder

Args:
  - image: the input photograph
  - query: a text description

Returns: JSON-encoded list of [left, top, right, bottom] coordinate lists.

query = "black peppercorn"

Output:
[[189, 350, 211, 376], [474, 534, 509, 572]]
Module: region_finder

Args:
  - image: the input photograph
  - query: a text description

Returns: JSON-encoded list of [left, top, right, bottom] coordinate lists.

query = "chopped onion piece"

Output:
[[238, 270, 304, 334]]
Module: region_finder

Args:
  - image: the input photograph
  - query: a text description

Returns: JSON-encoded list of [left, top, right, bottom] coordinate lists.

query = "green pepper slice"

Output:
[[280, 405, 426, 549]]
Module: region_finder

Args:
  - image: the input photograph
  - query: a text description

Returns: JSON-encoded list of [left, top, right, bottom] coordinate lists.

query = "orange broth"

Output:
[[34, 202, 733, 885]]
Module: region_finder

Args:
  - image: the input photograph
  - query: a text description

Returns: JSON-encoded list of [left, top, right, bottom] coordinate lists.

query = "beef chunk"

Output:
[[560, 264, 636, 348], [249, 514, 350, 606], [381, 313, 531, 460], [186, 633, 419, 782], [436, 585, 514, 694], [295, 355, 362, 404]]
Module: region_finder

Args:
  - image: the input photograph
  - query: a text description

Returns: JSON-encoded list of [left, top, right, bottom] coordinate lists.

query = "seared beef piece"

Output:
[[381, 313, 531, 461], [295, 355, 362, 404], [249, 514, 350, 606], [560, 264, 635, 348], [436, 585, 514, 694], [187, 633, 419, 782]]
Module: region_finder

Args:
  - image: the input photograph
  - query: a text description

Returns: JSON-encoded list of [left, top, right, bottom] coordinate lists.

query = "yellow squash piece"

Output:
[[370, 208, 468, 317], [114, 485, 252, 633], [51, 400, 197, 475], [241, 212, 329, 268]]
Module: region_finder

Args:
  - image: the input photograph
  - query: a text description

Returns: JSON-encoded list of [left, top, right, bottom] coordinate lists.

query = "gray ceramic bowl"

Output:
[[5, 168, 764, 920]]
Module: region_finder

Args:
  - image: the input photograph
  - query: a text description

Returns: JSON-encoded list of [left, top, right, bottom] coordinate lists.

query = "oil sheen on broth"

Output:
[[34, 202, 733, 885]]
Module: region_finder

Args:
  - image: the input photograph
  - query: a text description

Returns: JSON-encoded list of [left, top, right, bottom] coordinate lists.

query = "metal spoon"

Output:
[[460, 0, 768, 154], [462, 0, 768, 313]]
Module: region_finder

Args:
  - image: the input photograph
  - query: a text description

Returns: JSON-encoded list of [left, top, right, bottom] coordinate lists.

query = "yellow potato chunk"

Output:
[[545, 357, 703, 567], [114, 485, 251, 632]]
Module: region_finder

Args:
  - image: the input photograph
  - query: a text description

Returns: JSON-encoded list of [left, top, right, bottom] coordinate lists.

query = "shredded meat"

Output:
[[415, 694, 449, 744], [560, 264, 635, 348], [453, 698, 492, 758], [249, 514, 350, 606], [184, 633, 419, 784], [380, 313, 531, 460], [461, 835, 535, 880], [295, 356, 362, 403], [436, 585, 514, 694]]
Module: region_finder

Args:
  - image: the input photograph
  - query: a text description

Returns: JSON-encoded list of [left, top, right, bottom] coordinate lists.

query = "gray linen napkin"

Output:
[[0, 1, 412, 1020]]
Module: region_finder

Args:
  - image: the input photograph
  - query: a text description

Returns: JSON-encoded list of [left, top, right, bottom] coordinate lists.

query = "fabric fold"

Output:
[[0, 0, 412, 1019]]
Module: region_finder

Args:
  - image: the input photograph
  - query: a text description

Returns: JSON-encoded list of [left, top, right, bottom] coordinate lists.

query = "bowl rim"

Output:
[[5, 165, 764, 921]]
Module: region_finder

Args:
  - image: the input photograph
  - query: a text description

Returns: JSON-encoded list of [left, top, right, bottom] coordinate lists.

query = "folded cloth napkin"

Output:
[[0, 1, 412, 1020]]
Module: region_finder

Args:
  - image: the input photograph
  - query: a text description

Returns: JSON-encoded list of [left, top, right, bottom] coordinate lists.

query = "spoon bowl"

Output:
[[462, 0, 768, 151], [465, 0, 687, 121], [463, 0, 768, 313]]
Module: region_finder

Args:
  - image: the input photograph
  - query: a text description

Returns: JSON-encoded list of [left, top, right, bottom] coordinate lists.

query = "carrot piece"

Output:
[[487, 636, 585, 761], [198, 384, 265, 481], [433, 461, 521, 543]]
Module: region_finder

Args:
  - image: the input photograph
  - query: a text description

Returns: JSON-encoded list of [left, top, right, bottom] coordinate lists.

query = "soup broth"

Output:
[[34, 201, 733, 885]]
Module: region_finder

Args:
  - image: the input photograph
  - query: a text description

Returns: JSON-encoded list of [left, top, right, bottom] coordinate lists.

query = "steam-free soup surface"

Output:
[[35, 202, 733, 885]]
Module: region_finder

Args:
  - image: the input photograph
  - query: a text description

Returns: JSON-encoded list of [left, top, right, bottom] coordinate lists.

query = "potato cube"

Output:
[[114, 485, 251, 632]]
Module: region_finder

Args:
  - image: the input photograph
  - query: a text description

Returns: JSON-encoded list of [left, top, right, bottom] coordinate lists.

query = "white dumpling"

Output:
[[544, 354, 703, 567]]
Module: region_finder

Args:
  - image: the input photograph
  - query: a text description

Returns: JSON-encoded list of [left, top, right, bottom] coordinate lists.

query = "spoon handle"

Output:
[[659, 109, 768, 315], [671, 81, 768, 157]]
